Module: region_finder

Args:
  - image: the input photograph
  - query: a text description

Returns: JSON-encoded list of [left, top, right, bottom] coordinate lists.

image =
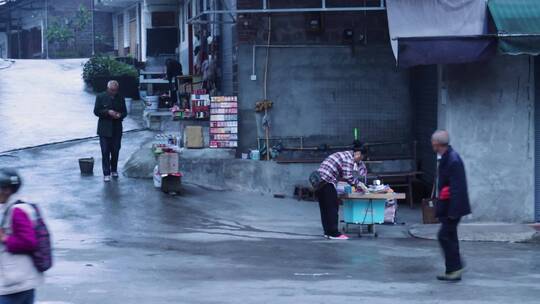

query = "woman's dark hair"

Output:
[[352, 141, 367, 154]]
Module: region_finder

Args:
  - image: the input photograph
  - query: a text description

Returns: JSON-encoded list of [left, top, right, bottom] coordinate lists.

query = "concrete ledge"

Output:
[[179, 158, 318, 195], [123, 142, 317, 195], [409, 223, 538, 243]]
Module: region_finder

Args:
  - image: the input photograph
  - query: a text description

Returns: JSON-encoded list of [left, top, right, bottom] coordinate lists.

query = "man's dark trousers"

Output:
[[100, 130, 122, 176], [438, 217, 463, 273], [315, 183, 340, 237]]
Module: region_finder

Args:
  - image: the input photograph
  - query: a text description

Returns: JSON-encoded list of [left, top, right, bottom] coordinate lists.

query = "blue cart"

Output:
[[341, 192, 405, 237]]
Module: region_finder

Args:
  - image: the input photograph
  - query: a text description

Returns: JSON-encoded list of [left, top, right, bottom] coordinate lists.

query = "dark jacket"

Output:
[[93, 92, 127, 137], [437, 146, 472, 219]]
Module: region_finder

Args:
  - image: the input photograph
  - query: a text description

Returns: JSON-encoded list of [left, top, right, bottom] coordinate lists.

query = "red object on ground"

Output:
[[439, 186, 451, 200]]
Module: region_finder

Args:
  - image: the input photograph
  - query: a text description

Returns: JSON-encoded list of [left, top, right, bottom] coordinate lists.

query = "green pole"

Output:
[[354, 128, 358, 141]]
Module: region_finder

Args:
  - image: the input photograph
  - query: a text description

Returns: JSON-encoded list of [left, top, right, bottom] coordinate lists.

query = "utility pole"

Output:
[[44, 0, 49, 58], [6, 0, 11, 58], [91, 0, 95, 56]]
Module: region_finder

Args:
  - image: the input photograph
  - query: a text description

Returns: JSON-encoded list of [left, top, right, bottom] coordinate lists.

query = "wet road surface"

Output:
[[0, 59, 140, 152], [0, 132, 538, 304]]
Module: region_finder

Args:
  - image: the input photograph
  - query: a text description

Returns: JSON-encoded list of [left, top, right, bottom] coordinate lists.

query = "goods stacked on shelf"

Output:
[[191, 92, 210, 120], [210, 96, 238, 148], [152, 133, 182, 154]]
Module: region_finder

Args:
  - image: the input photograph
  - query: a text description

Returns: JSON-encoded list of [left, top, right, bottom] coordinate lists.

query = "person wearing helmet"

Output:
[[0, 169, 42, 304]]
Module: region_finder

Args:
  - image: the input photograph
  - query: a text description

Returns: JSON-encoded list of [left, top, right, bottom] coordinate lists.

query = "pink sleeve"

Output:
[[5, 208, 37, 253]]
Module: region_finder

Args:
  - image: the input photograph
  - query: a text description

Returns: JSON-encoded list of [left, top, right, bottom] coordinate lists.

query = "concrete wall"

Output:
[[180, 159, 318, 195], [235, 10, 411, 153], [94, 11, 115, 53], [440, 56, 535, 222]]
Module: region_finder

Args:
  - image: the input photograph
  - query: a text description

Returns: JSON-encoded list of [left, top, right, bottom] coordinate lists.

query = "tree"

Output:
[[71, 4, 92, 54], [46, 4, 91, 57], [46, 18, 73, 47]]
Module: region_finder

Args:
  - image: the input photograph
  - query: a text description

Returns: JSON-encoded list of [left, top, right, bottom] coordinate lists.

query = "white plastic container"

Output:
[[125, 98, 133, 114], [153, 165, 162, 188]]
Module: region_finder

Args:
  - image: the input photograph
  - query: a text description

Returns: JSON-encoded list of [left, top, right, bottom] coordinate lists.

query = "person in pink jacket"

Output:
[[0, 169, 42, 304]]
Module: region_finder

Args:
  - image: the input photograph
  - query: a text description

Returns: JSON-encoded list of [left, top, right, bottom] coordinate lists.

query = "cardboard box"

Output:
[[184, 126, 204, 148], [158, 152, 179, 174]]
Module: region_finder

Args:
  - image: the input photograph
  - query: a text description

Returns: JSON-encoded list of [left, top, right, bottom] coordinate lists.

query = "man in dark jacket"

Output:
[[93, 81, 127, 182], [432, 130, 471, 281]]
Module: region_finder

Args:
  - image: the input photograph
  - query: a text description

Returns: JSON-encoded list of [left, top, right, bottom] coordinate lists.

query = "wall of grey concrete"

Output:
[[180, 158, 319, 195], [235, 9, 411, 153], [441, 55, 535, 222], [237, 45, 411, 153]]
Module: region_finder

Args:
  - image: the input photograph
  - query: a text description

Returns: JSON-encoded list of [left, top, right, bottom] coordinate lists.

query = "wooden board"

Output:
[[341, 192, 406, 200]]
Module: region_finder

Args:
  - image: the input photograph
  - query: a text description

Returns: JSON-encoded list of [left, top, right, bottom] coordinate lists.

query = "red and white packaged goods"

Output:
[[210, 96, 238, 148]]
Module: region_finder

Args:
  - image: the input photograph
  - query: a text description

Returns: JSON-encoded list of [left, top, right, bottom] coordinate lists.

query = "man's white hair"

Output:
[[432, 130, 450, 145], [107, 80, 119, 89]]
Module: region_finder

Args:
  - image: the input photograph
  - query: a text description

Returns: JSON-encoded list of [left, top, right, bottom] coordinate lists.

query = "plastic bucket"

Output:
[[79, 158, 94, 175], [250, 150, 260, 161], [125, 98, 133, 114]]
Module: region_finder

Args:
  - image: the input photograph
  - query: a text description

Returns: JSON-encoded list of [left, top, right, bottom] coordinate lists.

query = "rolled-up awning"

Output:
[[488, 0, 540, 55], [387, 0, 496, 68]]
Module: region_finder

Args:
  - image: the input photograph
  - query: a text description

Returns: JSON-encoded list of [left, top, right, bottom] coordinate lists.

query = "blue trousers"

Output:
[[0, 290, 35, 304]]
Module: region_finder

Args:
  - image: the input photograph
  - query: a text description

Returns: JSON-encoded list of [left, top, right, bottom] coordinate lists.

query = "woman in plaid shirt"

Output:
[[316, 143, 367, 240]]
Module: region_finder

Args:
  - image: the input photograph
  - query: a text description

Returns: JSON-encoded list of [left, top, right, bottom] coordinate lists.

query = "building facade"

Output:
[[181, 0, 539, 223], [0, 0, 114, 59]]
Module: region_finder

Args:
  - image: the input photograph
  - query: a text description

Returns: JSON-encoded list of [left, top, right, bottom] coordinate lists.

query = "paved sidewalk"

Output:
[[409, 223, 538, 243]]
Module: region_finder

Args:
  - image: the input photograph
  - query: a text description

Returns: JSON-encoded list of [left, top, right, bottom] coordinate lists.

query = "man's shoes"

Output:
[[437, 269, 464, 282], [104, 175, 111, 182], [111, 172, 119, 179], [326, 234, 350, 240]]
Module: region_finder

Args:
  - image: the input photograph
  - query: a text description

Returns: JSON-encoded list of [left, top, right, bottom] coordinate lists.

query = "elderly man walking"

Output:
[[431, 130, 471, 281], [94, 81, 127, 182]]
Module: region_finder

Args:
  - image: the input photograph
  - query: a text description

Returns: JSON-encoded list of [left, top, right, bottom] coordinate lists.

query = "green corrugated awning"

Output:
[[488, 0, 540, 55]]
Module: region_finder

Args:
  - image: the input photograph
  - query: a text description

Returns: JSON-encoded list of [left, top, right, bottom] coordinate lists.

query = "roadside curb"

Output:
[[409, 223, 538, 243], [0, 128, 148, 155], [0, 59, 15, 70]]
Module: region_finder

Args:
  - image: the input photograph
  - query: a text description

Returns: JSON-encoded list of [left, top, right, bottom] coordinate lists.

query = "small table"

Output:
[[367, 171, 422, 208], [340, 192, 406, 237]]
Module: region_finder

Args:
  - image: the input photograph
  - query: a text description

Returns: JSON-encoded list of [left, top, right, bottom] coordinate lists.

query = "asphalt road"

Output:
[[0, 132, 538, 304], [0, 59, 538, 304], [0, 59, 140, 152]]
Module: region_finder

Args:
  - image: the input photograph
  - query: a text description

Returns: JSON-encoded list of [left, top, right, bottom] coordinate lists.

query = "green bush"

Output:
[[82, 56, 138, 84]]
